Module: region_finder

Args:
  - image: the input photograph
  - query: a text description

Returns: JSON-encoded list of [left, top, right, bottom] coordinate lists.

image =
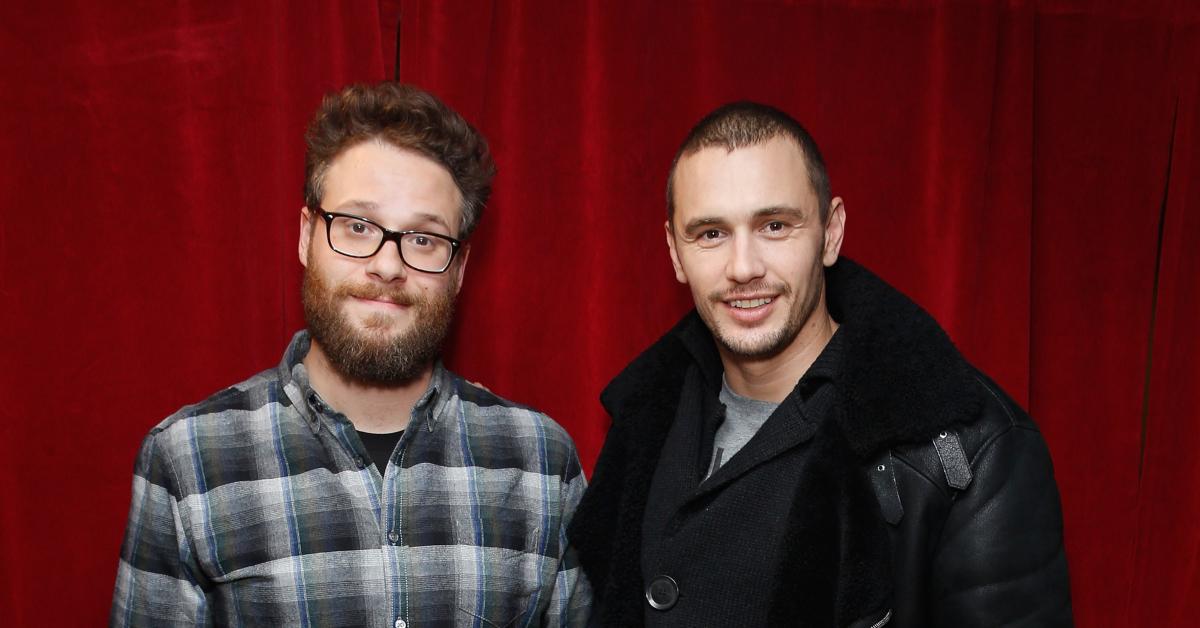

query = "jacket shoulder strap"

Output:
[[868, 427, 975, 525], [931, 429, 973, 490], [868, 450, 904, 525]]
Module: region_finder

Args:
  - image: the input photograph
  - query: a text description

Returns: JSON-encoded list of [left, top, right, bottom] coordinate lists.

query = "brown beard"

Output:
[[302, 268, 457, 386]]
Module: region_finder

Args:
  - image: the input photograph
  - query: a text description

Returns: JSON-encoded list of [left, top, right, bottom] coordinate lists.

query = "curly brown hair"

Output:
[[304, 82, 496, 239]]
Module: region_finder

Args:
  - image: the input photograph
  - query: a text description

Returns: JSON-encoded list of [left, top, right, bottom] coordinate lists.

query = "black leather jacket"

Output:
[[868, 370, 1072, 626], [569, 259, 1072, 627]]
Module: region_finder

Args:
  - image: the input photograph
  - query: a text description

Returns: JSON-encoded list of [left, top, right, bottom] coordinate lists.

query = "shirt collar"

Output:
[[416, 361, 452, 431]]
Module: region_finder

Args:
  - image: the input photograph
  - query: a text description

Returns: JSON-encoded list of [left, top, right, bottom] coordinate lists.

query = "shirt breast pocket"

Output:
[[453, 543, 548, 627]]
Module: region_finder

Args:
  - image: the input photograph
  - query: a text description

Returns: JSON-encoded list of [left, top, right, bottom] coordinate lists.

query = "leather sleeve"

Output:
[[930, 421, 1074, 626]]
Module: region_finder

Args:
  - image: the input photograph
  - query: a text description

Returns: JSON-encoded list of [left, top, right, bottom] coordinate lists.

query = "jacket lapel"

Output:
[[693, 393, 820, 499]]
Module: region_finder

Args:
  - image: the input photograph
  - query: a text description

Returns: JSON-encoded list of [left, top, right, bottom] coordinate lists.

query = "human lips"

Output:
[[718, 292, 779, 323], [354, 293, 414, 309], [353, 296, 405, 310], [728, 296, 774, 309], [342, 286, 417, 310]]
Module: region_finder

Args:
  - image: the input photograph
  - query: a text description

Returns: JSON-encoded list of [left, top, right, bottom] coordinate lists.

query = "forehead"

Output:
[[672, 136, 816, 223], [321, 140, 462, 229]]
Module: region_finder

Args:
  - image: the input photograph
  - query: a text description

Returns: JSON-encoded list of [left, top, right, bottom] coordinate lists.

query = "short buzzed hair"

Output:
[[666, 101, 832, 225], [304, 82, 496, 239]]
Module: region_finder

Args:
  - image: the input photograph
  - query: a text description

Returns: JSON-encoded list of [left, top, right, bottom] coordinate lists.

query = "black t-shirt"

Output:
[[357, 429, 404, 475]]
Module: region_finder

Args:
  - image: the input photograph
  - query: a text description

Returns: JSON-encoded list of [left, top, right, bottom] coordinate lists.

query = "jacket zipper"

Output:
[[869, 609, 893, 628]]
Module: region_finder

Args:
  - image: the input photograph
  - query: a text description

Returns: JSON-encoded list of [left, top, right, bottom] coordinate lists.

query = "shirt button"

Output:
[[646, 574, 679, 610], [394, 619, 407, 628], [354, 456, 366, 469], [388, 531, 399, 544]]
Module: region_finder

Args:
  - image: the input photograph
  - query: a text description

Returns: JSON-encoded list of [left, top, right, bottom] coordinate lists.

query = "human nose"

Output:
[[364, 237, 410, 282], [726, 233, 766, 284]]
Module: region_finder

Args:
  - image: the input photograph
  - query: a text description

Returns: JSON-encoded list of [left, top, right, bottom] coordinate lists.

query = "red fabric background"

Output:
[[1, 1, 1196, 625]]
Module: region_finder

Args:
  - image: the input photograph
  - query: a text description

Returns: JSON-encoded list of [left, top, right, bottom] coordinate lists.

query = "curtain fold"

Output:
[[1124, 16, 1200, 624]]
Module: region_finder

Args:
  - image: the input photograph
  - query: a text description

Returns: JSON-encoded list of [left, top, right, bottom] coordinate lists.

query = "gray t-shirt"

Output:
[[706, 376, 781, 478]]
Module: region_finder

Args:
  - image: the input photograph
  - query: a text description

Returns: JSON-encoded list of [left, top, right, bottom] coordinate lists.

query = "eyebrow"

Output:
[[753, 206, 807, 221], [328, 201, 453, 232], [680, 216, 726, 233], [680, 205, 808, 233], [410, 212, 453, 232], [327, 200, 379, 214]]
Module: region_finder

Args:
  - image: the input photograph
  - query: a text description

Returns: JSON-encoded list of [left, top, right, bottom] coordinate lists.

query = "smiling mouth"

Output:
[[729, 297, 773, 309]]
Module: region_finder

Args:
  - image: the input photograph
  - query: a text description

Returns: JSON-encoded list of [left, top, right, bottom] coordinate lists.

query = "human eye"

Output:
[[403, 232, 450, 250], [339, 217, 380, 239], [760, 220, 795, 238], [691, 228, 727, 248]]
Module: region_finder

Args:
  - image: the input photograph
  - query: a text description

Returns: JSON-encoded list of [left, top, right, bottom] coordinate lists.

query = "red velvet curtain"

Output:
[[2, 1, 1196, 625]]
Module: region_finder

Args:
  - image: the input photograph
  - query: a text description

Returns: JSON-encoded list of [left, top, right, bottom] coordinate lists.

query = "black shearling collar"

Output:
[[602, 257, 982, 459]]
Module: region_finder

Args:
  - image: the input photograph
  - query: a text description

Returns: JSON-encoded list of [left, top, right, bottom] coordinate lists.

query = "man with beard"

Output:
[[568, 102, 1072, 627], [112, 83, 590, 627]]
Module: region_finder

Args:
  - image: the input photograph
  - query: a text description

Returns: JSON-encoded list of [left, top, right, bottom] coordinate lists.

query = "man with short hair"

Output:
[[569, 102, 1072, 627], [112, 82, 590, 627]]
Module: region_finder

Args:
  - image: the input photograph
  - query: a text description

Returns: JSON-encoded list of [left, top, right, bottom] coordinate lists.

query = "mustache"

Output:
[[708, 281, 790, 302]]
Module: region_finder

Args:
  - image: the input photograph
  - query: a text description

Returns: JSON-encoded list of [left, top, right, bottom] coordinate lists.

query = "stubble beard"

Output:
[[704, 266, 825, 360], [302, 269, 457, 386]]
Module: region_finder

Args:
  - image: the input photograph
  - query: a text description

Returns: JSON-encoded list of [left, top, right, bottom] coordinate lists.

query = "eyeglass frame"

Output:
[[316, 209, 464, 274]]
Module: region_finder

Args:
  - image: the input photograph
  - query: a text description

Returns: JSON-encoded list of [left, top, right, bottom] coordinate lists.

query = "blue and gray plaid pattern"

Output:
[[111, 331, 591, 627]]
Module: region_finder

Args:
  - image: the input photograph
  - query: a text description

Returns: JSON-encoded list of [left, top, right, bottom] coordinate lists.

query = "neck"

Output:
[[719, 308, 838, 403], [302, 340, 433, 433]]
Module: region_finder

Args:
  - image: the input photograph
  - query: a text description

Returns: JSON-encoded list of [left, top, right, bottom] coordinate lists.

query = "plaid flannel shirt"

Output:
[[111, 331, 591, 627]]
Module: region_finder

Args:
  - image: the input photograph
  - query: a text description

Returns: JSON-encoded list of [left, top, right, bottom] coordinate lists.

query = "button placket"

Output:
[[385, 437, 410, 623]]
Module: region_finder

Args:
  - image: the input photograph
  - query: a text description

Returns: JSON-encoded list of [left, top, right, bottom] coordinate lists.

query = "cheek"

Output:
[[311, 250, 366, 283], [772, 240, 823, 272], [679, 250, 726, 281], [411, 274, 457, 296]]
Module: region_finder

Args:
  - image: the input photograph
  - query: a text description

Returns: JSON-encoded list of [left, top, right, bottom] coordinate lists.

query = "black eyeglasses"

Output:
[[317, 210, 463, 274]]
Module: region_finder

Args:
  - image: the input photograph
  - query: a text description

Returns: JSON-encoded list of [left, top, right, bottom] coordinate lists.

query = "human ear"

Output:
[[299, 206, 315, 267], [665, 220, 688, 284], [822, 198, 846, 267]]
